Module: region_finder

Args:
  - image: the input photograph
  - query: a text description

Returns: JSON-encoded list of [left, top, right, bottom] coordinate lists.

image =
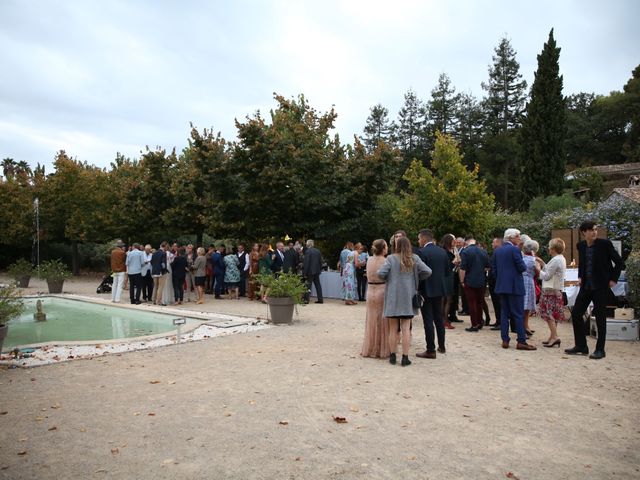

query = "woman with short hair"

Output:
[[378, 237, 431, 366], [522, 239, 541, 337], [537, 238, 567, 347]]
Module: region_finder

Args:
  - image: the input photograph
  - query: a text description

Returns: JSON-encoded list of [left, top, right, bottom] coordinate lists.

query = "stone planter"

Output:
[[15, 275, 31, 288], [0, 324, 8, 354], [267, 297, 295, 325], [46, 279, 64, 294]]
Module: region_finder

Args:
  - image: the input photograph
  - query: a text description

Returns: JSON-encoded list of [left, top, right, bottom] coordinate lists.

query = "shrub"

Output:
[[0, 283, 24, 326]]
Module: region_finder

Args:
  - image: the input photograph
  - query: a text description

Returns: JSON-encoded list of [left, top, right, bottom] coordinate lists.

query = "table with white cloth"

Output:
[[309, 271, 343, 299], [563, 268, 628, 307]]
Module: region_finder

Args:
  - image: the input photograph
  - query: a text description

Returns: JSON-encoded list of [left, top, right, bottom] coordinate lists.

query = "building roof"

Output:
[[567, 162, 640, 178], [611, 186, 640, 204]]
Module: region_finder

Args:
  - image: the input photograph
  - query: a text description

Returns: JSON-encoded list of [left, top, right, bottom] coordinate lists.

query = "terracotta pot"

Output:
[[267, 297, 295, 325], [47, 279, 64, 294]]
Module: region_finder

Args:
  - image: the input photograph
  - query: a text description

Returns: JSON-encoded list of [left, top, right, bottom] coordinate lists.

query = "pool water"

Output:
[[4, 297, 199, 350]]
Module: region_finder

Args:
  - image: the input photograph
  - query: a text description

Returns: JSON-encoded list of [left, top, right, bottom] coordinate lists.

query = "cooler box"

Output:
[[590, 317, 639, 341]]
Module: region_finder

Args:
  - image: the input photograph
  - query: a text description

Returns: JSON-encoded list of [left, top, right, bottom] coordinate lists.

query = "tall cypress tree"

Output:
[[427, 73, 461, 138], [520, 29, 567, 204], [396, 89, 428, 168]]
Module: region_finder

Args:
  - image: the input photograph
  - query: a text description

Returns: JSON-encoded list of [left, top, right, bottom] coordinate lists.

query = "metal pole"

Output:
[[34, 198, 40, 278]]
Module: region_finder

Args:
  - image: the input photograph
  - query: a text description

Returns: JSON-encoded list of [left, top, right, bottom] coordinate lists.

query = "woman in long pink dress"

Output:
[[361, 239, 390, 358]]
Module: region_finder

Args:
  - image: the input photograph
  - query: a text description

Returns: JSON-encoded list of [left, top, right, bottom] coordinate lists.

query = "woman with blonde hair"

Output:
[[361, 239, 390, 358], [537, 238, 567, 347], [378, 236, 431, 366]]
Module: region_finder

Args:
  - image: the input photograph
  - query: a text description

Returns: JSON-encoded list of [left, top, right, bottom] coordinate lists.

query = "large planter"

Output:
[[267, 297, 295, 325], [15, 275, 31, 288], [46, 279, 64, 294], [0, 324, 8, 354]]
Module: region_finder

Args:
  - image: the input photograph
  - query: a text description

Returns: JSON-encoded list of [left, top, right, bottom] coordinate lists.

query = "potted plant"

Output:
[[0, 283, 25, 353], [255, 272, 307, 324], [40, 259, 72, 294], [7, 258, 34, 288]]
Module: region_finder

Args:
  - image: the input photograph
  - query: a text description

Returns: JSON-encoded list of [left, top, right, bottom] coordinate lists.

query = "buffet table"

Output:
[[563, 268, 628, 307], [310, 271, 343, 299]]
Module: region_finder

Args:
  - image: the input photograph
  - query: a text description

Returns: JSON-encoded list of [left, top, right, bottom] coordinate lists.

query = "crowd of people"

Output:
[[110, 220, 624, 366], [109, 239, 325, 307], [359, 221, 625, 366]]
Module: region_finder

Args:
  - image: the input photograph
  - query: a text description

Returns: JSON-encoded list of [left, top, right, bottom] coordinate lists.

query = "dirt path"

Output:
[[1, 276, 639, 479]]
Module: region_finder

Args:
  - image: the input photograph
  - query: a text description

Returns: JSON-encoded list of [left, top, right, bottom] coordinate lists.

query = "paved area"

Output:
[[1, 275, 639, 479]]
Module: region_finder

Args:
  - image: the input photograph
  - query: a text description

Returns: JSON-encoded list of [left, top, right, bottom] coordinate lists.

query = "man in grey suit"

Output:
[[416, 229, 451, 359], [303, 239, 324, 304]]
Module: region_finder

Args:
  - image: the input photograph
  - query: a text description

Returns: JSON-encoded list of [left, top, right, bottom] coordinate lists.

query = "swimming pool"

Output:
[[4, 297, 201, 350]]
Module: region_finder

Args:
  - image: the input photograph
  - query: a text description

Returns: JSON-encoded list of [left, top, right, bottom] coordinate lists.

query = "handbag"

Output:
[[412, 262, 423, 309]]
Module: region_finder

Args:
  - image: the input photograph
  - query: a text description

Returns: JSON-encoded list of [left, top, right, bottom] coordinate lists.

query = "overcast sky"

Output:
[[1, 0, 638, 171]]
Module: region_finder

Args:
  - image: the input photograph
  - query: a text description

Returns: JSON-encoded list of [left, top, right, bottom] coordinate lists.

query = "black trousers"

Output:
[[356, 268, 367, 301], [306, 273, 323, 302], [142, 272, 154, 301], [128, 273, 142, 303], [489, 281, 502, 324], [421, 296, 445, 352], [571, 286, 612, 352], [239, 272, 247, 297], [173, 276, 185, 302]]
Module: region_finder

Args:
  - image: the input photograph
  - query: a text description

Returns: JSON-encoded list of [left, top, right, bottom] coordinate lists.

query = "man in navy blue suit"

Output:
[[416, 229, 450, 359], [491, 228, 536, 350]]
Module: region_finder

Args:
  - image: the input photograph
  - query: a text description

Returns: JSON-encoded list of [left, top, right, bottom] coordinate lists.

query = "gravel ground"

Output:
[[0, 275, 639, 479]]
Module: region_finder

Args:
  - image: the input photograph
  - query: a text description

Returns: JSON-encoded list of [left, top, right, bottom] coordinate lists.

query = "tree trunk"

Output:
[[71, 240, 80, 276]]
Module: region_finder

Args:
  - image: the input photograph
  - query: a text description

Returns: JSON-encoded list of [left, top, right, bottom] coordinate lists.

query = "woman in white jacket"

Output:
[[537, 238, 567, 347]]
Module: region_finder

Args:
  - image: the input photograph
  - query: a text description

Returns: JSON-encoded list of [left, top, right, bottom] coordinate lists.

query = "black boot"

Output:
[[401, 355, 411, 366], [389, 353, 396, 365]]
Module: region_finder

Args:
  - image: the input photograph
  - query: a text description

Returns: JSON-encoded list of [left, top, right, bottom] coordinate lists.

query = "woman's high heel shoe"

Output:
[[543, 339, 561, 348]]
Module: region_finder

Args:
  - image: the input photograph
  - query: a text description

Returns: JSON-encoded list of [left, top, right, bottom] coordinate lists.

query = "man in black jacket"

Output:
[[416, 229, 451, 359], [565, 221, 625, 360], [303, 239, 324, 304]]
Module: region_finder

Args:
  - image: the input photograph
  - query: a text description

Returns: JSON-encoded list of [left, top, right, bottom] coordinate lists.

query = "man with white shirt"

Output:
[[141, 244, 153, 302], [271, 242, 286, 274], [236, 244, 249, 297]]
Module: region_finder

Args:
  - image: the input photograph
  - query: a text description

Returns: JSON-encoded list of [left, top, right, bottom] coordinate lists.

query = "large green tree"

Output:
[[427, 73, 460, 136], [396, 133, 495, 239], [520, 29, 567, 204], [621, 64, 640, 162], [395, 89, 428, 169]]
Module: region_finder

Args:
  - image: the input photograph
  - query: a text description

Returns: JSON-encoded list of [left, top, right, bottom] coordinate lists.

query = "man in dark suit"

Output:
[[236, 244, 248, 297], [492, 228, 536, 350], [488, 237, 503, 330], [283, 242, 299, 274], [565, 221, 625, 359], [212, 245, 226, 299], [303, 239, 323, 304], [271, 242, 285, 274], [416, 229, 451, 359], [459, 235, 490, 332]]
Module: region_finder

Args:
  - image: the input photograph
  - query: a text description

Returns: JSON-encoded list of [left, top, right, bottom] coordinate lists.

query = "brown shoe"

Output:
[[416, 350, 436, 359], [501, 341, 509, 349], [516, 342, 537, 351]]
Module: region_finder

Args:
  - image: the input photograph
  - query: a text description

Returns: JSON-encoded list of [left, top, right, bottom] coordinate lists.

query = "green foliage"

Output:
[[528, 193, 582, 219], [621, 64, 640, 162], [520, 29, 567, 203], [396, 133, 495, 240], [396, 89, 429, 169], [7, 258, 34, 277], [39, 259, 72, 281], [0, 283, 25, 326], [362, 104, 395, 153], [568, 167, 604, 201], [254, 272, 307, 303], [427, 73, 461, 137]]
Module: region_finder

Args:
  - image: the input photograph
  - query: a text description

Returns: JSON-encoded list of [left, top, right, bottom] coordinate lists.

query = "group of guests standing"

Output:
[[110, 238, 326, 307], [361, 221, 625, 366]]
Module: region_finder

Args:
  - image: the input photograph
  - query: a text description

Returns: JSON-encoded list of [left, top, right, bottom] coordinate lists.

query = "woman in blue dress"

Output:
[[224, 252, 241, 300], [341, 249, 358, 305], [522, 239, 540, 336]]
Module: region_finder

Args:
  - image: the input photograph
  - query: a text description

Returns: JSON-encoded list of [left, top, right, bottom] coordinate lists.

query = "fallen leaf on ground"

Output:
[[148, 412, 156, 416], [168, 381, 176, 385], [35, 417, 44, 421], [48, 426, 57, 431], [407, 455, 417, 461], [18, 437, 28, 442], [279, 420, 289, 425], [94, 469, 108, 474], [349, 407, 359, 412], [162, 459, 175, 464], [149, 380, 161, 384], [17, 451, 27, 456], [332, 416, 348, 424], [224, 412, 233, 417], [133, 412, 141, 416], [51, 404, 61, 409], [0, 411, 7, 415], [506, 473, 520, 480]]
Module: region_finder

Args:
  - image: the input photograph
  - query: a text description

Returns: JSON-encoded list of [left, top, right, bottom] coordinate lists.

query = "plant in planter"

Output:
[[255, 272, 307, 324], [7, 258, 35, 288], [39, 259, 72, 294], [0, 283, 25, 353]]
